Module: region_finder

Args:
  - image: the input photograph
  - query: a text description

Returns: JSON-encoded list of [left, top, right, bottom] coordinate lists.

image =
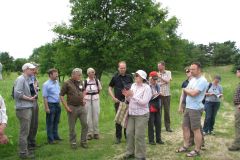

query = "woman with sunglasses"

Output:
[[122, 70, 152, 160]]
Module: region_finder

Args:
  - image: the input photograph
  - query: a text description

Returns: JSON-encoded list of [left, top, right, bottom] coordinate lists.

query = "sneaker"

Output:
[[156, 140, 164, 145], [166, 129, 173, 132], [94, 134, 100, 139], [210, 131, 216, 135], [19, 152, 35, 159], [80, 142, 88, 149], [71, 143, 77, 149], [115, 138, 121, 144], [149, 141, 156, 145]]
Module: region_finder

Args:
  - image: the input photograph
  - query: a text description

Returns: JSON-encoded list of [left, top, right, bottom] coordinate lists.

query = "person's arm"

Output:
[[60, 96, 72, 112], [158, 71, 172, 84], [60, 83, 72, 112], [183, 88, 200, 97], [14, 78, 36, 101], [42, 83, 50, 113], [0, 124, 8, 144], [178, 89, 185, 113], [108, 86, 120, 103]]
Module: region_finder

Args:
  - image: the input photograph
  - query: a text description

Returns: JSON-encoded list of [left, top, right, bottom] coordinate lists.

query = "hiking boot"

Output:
[[228, 145, 240, 151], [166, 129, 173, 132], [94, 134, 100, 139], [80, 142, 88, 149], [87, 135, 93, 140], [149, 141, 156, 145]]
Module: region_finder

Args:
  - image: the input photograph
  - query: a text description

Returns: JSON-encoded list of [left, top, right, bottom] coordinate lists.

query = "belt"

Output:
[[48, 102, 60, 105], [86, 92, 99, 95]]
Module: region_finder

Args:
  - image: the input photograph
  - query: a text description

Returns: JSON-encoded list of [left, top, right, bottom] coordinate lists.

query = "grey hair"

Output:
[[87, 68, 95, 75], [72, 68, 82, 75]]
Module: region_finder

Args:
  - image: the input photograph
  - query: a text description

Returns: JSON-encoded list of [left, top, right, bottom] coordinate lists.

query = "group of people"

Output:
[[0, 60, 240, 160]]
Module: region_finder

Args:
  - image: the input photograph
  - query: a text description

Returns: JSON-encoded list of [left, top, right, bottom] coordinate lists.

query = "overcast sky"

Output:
[[0, 0, 239, 59]]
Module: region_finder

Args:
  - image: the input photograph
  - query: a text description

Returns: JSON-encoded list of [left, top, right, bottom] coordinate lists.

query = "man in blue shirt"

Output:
[[42, 69, 62, 144], [176, 62, 208, 157]]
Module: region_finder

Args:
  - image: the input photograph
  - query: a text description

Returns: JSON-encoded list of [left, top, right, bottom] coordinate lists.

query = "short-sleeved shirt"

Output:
[[109, 73, 133, 102], [84, 78, 102, 100], [60, 79, 84, 106], [42, 79, 60, 103], [158, 70, 172, 96], [205, 83, 223, 102], [186, 76, 208, 110]]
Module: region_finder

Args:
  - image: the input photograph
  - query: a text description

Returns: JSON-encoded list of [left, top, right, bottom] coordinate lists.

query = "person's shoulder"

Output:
[[165, 70, 171, 73]]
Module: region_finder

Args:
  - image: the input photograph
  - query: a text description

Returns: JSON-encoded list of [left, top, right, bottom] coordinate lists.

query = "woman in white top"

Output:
[[84, 68, 102, 140], [0, 95, 8, 144], [122, 70, 152, 160]]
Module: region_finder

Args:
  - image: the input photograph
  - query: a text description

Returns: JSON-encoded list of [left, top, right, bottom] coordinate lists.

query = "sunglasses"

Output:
[[135, 74, 139, 77]]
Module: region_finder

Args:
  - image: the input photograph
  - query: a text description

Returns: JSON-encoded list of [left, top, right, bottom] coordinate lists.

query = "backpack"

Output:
[[202, 83, 212, 104], [84, 79, 100, 94]]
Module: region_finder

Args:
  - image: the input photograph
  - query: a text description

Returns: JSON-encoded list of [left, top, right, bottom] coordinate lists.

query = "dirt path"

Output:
[[112, 100, 240, 160]]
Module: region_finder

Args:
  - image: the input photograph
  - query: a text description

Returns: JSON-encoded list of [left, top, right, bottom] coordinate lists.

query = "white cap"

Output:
[[22, 63, 36, 71], [136, 70, 147, 80]]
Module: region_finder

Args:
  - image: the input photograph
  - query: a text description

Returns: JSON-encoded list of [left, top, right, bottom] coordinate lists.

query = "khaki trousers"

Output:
[[86, 99, 100, 135]]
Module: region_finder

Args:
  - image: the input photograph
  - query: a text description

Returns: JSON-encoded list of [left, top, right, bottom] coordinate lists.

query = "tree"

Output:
[[0, 52, 14, 72], [53, 0, 182, 78], [13, 58, 28, 72]]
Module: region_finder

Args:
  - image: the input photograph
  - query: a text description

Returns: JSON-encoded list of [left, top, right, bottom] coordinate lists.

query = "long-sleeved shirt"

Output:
[[0, 95, 7, 124], [14, 74, 34, 109], [234, 83, 240, 105], [158, 70, 172, 96], [127, 83, 152, 115]]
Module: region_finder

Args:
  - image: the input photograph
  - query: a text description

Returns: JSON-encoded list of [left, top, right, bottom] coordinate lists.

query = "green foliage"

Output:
[[13, 58, 28, 72], [52, 0, 182, 78], [0, 52, 14, 72]]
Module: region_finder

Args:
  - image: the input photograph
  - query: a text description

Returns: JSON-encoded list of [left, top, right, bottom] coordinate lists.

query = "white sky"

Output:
[[0, 0, 239, 59]]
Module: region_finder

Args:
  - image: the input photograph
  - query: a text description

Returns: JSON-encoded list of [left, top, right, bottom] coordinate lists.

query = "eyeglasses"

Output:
[[185, 70, 190, 73]]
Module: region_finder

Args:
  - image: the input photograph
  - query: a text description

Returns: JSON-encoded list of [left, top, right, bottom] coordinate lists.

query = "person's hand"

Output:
[[29, 96, 36, 101], [0, 134, 8, 144], [122, 89, 133, 97], [65, 106, 72, 113], [45, 107, 50, 114], [112, 97, 120, 103], [178, 107, 184, 114]]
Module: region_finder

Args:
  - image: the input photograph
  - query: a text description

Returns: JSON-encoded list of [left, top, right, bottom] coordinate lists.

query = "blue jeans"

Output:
[[46, 103, 61, 142], [203, 101, 220, 133]]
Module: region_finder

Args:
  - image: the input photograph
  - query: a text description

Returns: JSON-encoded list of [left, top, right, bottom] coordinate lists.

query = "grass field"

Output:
[[0, 65, 240, 160]]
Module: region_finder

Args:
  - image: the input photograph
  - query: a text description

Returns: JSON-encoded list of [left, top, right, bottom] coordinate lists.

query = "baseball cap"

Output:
[[149, 71, 158, 80], [135, 70, 147, 80], [22, 63, 36, 71]]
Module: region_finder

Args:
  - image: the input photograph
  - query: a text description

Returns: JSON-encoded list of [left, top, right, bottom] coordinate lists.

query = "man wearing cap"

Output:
[[122, 70, 152, 160], [108, 61, 133, 144], [157, 61, 173, 132], [42, 69, 62, 144], [229, 66, 240, 151], [28, 62, 40, 149], [148, 71, 164, 145], [203, 75, 223, 135], [14, 63, 36, 159], [60, 68, 88, 149]]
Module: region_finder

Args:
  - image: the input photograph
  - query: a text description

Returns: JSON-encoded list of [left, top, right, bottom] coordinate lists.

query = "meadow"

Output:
[[0, 65, 240, 160]]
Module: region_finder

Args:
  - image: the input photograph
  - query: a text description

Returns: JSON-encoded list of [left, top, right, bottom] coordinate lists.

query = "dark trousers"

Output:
[[46, 103, 61, 142], [203, 101, 220, 133], [160, 96, 171, 130], [115, 102, 126, 139], [28, 101, 38, 146], [148, 111, 161, 143]]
